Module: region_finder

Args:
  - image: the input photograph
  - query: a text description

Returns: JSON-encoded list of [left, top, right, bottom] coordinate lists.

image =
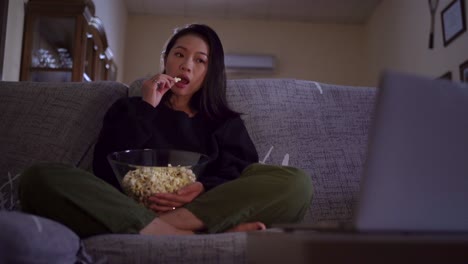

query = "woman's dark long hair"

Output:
[[160, 24, 239, 121]]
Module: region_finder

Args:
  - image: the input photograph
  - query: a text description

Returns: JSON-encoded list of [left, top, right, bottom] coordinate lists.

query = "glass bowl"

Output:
[[107, 149, 209, 204]]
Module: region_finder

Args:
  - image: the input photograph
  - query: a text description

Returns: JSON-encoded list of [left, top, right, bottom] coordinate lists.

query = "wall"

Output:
[[0, 0, 9, 80], [93, 0, 127, 82], [366, 0, 468, 86], [5, 1, 467, 86], [2, 0, 27, 81], [123, 16, 368, 86]]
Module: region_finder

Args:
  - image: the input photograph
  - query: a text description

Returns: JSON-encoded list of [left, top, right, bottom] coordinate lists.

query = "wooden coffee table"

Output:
[[247, 229, 468, 264]]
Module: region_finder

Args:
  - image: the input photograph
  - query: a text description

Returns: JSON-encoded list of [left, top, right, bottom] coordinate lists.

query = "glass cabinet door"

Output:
[[28, 16, 75, 82], [20, 0, 117, 82]]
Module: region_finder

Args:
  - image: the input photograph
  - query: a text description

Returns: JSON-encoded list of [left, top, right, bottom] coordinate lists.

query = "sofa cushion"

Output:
[[226, 79, 376, 223], [0, 211, 82, 264], [83, 232, 247, 264], [0, 81, 128, 211]]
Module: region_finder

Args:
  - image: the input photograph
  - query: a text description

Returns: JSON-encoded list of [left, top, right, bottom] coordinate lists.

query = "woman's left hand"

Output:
[[147, 182, 205, 213]]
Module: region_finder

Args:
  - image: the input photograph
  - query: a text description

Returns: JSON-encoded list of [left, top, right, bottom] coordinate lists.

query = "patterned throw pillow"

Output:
[[0, 172, 21, 211], [0, 211, 82, 263]]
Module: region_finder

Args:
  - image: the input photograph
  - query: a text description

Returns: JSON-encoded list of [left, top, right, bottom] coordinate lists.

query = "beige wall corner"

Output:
[[2, 0, 27, 81], [93, 0, 128, 82]]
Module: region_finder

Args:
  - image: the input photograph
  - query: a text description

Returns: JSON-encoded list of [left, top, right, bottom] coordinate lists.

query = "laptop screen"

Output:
[[355, 71, 468, 232]]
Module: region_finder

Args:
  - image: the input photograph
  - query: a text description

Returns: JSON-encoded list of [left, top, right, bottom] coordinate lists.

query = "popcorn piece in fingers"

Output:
[[174, 77, 182, 83]]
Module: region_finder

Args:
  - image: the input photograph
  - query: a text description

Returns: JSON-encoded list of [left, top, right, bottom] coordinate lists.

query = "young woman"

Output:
[[19, 24, 313, 238]]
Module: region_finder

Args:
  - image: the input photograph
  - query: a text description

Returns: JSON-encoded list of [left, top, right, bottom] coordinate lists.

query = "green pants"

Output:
[[19, 163, 313, 238]]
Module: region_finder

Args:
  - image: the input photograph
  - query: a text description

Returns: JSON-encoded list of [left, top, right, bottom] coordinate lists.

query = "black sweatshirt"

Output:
[[92, 97, 259, 192]]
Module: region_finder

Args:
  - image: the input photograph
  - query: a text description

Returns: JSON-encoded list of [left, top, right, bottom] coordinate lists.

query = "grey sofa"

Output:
[[0, 78, 375, 263]]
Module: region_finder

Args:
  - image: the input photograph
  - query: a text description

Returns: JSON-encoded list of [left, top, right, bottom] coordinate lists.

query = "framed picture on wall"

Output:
[[441, 0, 467, 46], [460, 59, 468, 82]]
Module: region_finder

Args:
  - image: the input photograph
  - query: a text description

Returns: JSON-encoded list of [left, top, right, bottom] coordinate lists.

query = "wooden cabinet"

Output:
[[20, 0, 117, 82]]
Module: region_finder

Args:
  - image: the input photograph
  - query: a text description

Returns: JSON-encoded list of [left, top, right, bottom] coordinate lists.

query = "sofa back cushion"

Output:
[[0, 81, 128, 210], [226, 79, 376, 223]]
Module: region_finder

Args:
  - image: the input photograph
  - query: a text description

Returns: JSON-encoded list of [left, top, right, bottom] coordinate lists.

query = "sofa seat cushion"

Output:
[[83, 232, 247, 264]]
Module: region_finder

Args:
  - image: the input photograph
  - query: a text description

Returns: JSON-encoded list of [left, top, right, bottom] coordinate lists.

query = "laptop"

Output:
[[277, 71, 468, 233]]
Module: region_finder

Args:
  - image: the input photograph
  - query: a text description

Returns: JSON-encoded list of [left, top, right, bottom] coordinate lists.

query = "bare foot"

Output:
[[226, 222, 266, 232], [140, 208, 266, 235], [140, 208, 203, 235], [139, 218, 194, 235]]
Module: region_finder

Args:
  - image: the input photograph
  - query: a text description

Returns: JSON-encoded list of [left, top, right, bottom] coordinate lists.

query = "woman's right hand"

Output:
[[146, 182, 205, 213], [142, 74, 177, 107]]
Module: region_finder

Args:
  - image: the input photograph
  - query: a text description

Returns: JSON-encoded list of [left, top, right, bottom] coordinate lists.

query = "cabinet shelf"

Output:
[[30, 67, 73, 72]]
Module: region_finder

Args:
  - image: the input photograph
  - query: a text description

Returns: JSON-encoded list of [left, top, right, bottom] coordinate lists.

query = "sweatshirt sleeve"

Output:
[[198, 116, 259, 191], [92, 97, 158, 190]]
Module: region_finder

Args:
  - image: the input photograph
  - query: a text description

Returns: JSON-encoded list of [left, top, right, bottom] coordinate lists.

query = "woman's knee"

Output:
[[244, 165, 313, 224], [240, 163, 313, 205], [21, 162, 65, 183], [281, 167, 313, 202], [19, 163, 73, 197], [247, 164, 313, 202]]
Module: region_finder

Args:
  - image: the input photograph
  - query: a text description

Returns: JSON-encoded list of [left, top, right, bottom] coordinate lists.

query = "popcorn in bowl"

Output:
[[107, 149, 209, 206], [122, 165, 196, 205]]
